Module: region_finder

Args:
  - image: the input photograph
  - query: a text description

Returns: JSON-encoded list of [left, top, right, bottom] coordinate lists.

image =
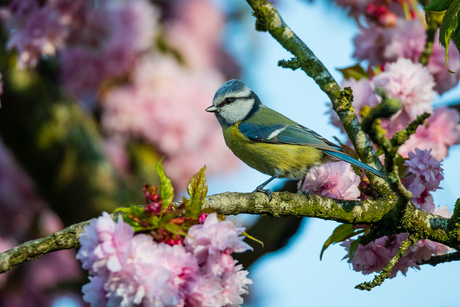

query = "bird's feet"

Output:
[[254, 186, 273, 201], [298, 189, 310, 198]]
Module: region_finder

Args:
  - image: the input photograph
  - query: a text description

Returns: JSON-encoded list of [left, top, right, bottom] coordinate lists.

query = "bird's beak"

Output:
[[205, 105, 218, 113]]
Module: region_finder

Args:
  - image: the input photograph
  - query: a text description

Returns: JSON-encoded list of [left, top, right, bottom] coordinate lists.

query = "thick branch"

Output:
[[0, 220, 88, 274], [0, 191, 456, 274]]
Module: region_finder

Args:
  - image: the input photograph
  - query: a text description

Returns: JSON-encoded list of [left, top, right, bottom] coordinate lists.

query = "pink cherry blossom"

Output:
[[184, 213, 252, 275], [399, 107, 460, 160], [104, 236, 199, 307], [353, 24, 386, 66], [82, 276, 108, 307], [102, 54, 240, 189], [60, 0, 159, 105], [76, 212, 134, 275], [165, 0, 226, 71], [407, 239, 453, 264], [404, 148, 444, 183], [372, 58, 435, 137], [372, 58, 435, 120], [433, 205, 452, 218], [382, 19, 426, 63], [353, 19, 426, 66], [300, 161, 361, 200], [220, 263, 253, 306], [341, 236, 390, 274], [1, 0, 67, 68]]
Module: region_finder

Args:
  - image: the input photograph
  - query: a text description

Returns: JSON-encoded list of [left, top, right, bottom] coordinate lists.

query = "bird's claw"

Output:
[[298, 189, 310, 198], [254, 186, 273, 201]]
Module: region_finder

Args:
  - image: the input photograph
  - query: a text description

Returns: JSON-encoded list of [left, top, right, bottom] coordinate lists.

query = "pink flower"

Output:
[[382, 19, 426, 63], [185, 213, 252, 275], [404, 175, 435, 212], [404, 148, 444, 183], [353, 19, 426, 67], [186, 263, 252, 307], [407, 239, 453, 264], [77, 212, 134, 275], [428, 32, 460, 94], [353, 24, 386, 66], [300, 161, 361, 200], [433, 205, 452, 218], [341, 236, 390, 274], [372, 58, 435, 137], [1, 0, 68, 68], [60, 0, 159, 104], [186, 274, 224, 307], [102, 54, 240, 189], [220, 263, 252, 306], [82, 276, 108, 307], [401, 149, 444, 213], [399, 107, 460, 160], [372, 58, 435, 120], [165, 0, 226, 70]]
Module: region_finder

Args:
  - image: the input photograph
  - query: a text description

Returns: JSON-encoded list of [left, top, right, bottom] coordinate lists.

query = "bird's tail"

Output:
[[324, 150, 387, 179]]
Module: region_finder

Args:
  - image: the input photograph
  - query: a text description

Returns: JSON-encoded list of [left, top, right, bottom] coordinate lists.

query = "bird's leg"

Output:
[[297, 178, 310, 197], [253, 175, 277, 201]]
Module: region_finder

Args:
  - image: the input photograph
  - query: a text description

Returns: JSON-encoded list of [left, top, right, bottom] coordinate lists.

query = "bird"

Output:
[[205, 79, 387, 200]]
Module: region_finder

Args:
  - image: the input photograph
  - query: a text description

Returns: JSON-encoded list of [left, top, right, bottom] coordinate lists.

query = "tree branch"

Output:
[[0, 191, 456, 275]]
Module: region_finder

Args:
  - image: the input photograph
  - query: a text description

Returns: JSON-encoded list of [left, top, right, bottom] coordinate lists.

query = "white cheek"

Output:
[[220, 99, 254, 124]]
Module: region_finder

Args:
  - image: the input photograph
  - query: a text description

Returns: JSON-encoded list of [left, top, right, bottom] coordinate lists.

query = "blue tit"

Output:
[[206, 79, 386, 199]]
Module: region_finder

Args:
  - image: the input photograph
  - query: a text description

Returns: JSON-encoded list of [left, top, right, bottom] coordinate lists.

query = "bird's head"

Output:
[[206, 79, 261, 127]]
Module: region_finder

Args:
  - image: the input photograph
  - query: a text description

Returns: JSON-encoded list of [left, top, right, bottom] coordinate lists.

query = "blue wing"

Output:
[[238, 122, 341, 151], [238, 122, 387, 179]]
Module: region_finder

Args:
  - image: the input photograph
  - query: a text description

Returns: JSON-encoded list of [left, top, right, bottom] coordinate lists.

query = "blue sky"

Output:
[[208, 1, 460, 306]]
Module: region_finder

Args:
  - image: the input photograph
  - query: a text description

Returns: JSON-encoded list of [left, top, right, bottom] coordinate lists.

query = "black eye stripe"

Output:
[[218, 96, 252, 107]]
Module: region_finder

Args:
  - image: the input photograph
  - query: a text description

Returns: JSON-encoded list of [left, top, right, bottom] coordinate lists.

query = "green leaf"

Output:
[[156, 158, 174, 208], [349, 237, 362, 261], [121, 216, 143, 232], [336, 63, 368, 81], [426, 0, 452, 12], [439, 0, 460, 66], [320, 224, 364, 260], [163, 223, 188, 237], [186, 166, 208, 218], [114, 206, 147, 219]]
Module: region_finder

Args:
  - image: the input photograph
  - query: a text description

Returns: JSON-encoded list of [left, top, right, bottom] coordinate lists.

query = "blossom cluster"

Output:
[[77, 212, 253, 307], [0, 0, 241, 190], [341, 149, 452, 277], [329, 0, 460, 158], [316, 1, 460, 278], [299, 161, 362, 200], [1, 0, 157, 102]]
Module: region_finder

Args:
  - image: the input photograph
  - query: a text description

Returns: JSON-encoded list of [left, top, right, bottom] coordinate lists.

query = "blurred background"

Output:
[[0, 0, 459, 306]]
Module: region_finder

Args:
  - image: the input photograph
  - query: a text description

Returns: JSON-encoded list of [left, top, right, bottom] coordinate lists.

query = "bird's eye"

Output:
[[224, 97, 236, 104]]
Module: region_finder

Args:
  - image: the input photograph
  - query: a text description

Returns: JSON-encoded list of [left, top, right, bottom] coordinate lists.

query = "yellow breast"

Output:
[[222, 123, 324, 179]]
